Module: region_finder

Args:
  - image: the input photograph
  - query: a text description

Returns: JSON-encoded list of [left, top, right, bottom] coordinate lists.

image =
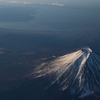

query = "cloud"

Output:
[[0, 0, 34, 4], [23, 2, 34, 5], [0, 0, 65, 6], [51, 3, 65, 6]]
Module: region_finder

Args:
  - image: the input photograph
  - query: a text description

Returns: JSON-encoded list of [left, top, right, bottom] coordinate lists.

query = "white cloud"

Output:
[[0, 0, 65, 6], [8, 1, 18, 4], [23, 2, 34, 5], [51, 3, 65, 6], [0, 0, 100, 6], [0, 0, 34, 4]]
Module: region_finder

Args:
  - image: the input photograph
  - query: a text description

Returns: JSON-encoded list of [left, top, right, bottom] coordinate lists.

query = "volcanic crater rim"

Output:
[[81, 47, 92, 53]]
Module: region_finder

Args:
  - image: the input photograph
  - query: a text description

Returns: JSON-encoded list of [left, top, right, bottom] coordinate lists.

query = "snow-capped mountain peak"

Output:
[[35, 47, 100, 99]]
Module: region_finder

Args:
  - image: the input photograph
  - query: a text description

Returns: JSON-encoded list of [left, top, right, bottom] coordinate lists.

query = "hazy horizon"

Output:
[[0, 1, 100, 31]]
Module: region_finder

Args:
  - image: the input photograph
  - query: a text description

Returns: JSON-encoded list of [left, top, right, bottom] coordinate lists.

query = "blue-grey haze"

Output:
[[0, 2, 100, 31]]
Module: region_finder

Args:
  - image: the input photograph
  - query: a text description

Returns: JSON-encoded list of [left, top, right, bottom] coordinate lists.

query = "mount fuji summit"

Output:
[[36, 47, 100, 100]]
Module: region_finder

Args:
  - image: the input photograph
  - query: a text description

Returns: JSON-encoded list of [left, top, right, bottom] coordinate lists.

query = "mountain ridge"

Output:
[[35, 47, 100, 99]]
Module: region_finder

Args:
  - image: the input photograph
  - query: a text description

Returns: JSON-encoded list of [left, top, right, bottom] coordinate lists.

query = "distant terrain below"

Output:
[[0, 28, 100, 100]]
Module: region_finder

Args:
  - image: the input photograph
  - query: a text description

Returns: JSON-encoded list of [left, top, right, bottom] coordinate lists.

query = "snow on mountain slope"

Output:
[[34, 47, 100, 99]]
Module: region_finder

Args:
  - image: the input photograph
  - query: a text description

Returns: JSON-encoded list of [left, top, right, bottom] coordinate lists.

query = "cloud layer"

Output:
[[0, 0, 100, 6], [0, 0, 34, 4]]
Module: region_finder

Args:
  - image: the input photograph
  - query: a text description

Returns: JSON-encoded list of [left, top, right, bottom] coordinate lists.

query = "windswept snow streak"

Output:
[[34, 47, 100, 98]]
